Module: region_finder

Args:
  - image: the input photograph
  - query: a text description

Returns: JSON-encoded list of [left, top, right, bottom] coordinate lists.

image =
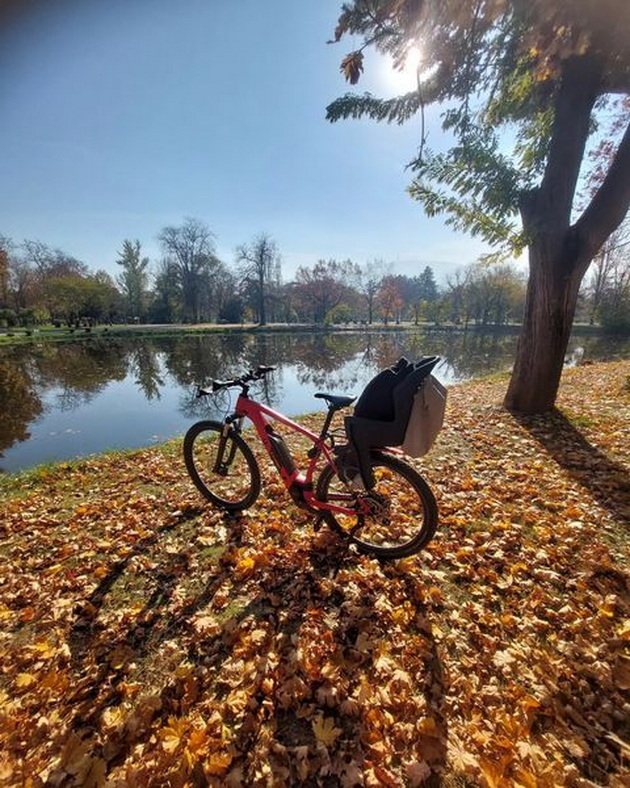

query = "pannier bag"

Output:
[[343, 356, 446, 488], [401, 374, 447, 457]]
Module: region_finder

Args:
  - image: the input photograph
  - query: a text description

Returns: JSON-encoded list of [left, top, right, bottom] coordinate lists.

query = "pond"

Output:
[[1, 328, 629, 473]]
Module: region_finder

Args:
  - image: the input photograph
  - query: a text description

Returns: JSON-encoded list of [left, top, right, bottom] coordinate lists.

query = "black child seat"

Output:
[[343, 356, 446, 488]]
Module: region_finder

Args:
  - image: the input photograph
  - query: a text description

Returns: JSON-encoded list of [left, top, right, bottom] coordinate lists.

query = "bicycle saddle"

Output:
[[314, 393, 356, 411]]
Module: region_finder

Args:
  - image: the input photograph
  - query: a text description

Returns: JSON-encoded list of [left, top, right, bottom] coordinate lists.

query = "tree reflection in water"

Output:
[[0, 359, 43, 457], [1, 329, 627, 468]]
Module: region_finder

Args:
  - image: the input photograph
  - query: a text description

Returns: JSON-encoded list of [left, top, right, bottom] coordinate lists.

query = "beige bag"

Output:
[[401, 374, 447, 457]]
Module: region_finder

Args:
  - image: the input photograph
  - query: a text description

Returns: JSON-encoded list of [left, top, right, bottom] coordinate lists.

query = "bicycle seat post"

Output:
[[318, 407, 336, 441]]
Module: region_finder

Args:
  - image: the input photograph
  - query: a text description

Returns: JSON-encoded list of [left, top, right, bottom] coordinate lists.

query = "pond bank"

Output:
[[1, 360, 629, 785], [1, 319, 627, 345]]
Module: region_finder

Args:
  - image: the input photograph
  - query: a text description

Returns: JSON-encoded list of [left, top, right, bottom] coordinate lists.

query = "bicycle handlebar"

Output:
[[196, 365, 276, 397]]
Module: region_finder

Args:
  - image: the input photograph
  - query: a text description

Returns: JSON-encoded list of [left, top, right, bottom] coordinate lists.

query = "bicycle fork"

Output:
[[212, 422, 240, 476]]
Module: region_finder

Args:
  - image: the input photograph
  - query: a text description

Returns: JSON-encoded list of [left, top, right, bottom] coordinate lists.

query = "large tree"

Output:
[[236, 233, 282, 326], [0, 235, 12, 309], [294, 258, 360, 323], [327, 0, 630, 412], [358, 259, 387, 323], [149, 259, 182, 324], [158, 218, 221, 323], [116, 239, 149, 321]]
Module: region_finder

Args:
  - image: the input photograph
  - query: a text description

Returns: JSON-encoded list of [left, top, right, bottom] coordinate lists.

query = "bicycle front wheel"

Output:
[[183, 420, 261, 511], [315, 450, 438, 559]]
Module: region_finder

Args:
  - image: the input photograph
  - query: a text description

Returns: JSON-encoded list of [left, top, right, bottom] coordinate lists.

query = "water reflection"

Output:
[[1, 329, 628, 472], [0, 359, 43, 457]]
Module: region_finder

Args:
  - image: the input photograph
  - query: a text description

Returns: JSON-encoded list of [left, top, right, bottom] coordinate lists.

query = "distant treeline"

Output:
[[1, 217, 629, 331]]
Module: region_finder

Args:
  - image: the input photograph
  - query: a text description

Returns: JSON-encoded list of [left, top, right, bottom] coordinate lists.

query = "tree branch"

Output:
[[539, 56, 603, 231], [575, 119, 630, 261]]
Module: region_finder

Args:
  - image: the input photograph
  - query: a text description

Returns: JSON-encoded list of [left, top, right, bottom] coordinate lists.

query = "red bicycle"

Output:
[[183, 365, 438, 559]]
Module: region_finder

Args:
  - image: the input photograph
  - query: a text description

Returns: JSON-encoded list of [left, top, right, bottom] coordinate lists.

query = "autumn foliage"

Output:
[[1, 361, 629, 786]]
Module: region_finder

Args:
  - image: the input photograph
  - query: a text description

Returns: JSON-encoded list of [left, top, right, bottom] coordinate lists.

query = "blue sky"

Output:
[[0, 0, 492, 282]]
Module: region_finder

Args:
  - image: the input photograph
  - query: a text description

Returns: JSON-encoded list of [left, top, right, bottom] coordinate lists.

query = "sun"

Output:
[[382, 45, 423, 93]]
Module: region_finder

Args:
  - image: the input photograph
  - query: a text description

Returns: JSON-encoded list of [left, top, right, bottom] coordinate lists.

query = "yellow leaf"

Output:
[[30, 641, 56, 659], [431, 623, 444, 639], [101, 706, 125, 730], [234, 555, 256, 578], [160, 730, 181, 754], [616, 620, 630, 640], [159, 716, 188, 754], [392, 607, 410, 625], [15, 673, 36, 689], [312, 714, 342, 747]]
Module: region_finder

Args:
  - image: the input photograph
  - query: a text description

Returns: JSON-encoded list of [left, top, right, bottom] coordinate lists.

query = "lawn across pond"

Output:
[[1, 361, 629, 786]]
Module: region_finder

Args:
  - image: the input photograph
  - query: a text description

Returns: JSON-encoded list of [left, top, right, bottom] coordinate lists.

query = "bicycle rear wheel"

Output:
[[315, 450, 438, 559], [183, 420, 261, 511]]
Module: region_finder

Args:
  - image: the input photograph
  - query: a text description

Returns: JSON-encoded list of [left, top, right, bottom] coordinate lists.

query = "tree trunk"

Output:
[[258, 272, 266, 326], [504, 55, 630, 413], [504, 241, 583, 412]]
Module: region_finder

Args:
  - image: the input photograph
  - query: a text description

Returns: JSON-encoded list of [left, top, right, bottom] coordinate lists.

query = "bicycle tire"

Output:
[[183, 420, 261, 511], [315, 450, 438, 559]]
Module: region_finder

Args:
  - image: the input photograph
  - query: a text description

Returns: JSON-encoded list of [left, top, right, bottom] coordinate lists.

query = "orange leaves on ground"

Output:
[[0, 362, 629, 785]]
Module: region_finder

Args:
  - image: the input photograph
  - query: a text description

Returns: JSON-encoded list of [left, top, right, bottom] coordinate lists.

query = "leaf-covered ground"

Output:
[[1, 361, 629, 787]]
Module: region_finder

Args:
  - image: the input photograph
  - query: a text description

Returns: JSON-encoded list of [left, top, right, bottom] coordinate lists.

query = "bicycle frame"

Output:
[[227, 393, 358, 516]]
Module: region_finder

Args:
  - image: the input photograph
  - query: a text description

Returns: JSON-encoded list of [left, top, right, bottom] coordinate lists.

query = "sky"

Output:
[[0, 0, 493, 283]]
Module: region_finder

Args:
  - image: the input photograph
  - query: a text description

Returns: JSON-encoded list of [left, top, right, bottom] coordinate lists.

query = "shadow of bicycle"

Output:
[[63, 511, 449, 785]]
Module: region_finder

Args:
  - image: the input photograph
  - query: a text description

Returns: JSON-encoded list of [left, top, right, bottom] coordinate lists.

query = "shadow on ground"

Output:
[[62, 510, 449, 785], [512, 408, 630, 528]]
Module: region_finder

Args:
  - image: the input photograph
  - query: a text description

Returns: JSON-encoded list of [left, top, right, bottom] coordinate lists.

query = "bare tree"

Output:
[[7, 256, 35, 311], [21, 239, 87, 278], [158, 218, 220, 323], [358, 259, 387, 324], [444, 268, 466, 327], [235, 233, 281, 326], [586, 220, 630, 324]]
